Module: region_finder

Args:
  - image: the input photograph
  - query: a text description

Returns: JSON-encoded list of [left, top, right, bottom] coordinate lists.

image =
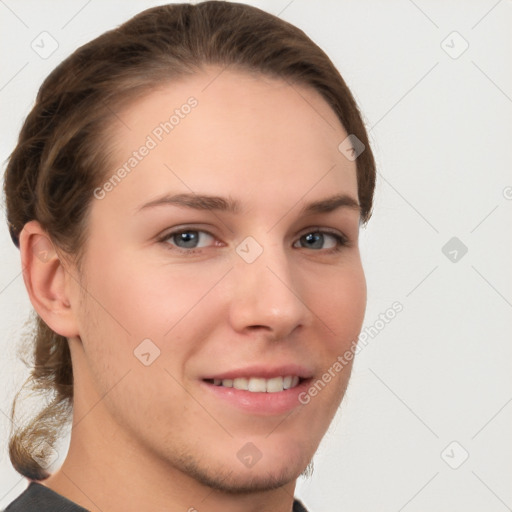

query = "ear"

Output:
[[19, 220, 80, 338]]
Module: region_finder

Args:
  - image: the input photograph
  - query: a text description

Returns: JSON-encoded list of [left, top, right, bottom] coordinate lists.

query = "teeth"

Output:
[[211, 375, 301, 393], [233, 377, 248, 390], [248, 378, 267, 392], [266, 376, 284, 393]]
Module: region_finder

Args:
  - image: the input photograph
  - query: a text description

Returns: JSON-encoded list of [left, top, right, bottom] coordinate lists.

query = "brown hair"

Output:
[[3, 1, 376, 480]]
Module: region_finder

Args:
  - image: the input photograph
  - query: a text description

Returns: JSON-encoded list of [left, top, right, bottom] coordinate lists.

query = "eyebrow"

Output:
[[137, 192, 361, 216]]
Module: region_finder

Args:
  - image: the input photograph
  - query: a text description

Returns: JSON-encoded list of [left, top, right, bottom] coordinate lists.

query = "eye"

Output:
[[159, 229, 216, 252], [293, 230, 348, 252], [158, 227, 349, 255]]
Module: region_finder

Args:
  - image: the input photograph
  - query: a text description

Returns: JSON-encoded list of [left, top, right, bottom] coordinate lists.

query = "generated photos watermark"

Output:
[[93, 96, 198, 200], [298, 301, 403, 405]]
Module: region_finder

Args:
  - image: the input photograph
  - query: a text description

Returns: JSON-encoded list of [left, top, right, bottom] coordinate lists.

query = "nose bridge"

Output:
[[228, 235, 310, 336]]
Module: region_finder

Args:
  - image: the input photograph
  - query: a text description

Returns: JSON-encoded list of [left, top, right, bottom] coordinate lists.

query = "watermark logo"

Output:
[[235, 236, 264, 263], [237, 442, 263, 468], [31, 31, 59, 59], [441, 31, 469, 60], [338, 134, 365, 161], [94, 97, 198, 200], [440, 441, 469, 469], [298, 301, 404, 405], [22, 439, 59, 469], [442, 236, 468, 263], [134, 338, 161, 366], [32, 236, 55, 263]]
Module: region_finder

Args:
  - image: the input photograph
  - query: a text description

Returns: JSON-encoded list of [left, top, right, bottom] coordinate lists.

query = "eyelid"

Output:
[[157, 225, 351, 253], [297, 225, 347, 239], [156, 226, 219, 249]]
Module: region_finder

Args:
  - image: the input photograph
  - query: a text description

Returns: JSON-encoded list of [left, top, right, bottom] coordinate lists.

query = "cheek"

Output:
[[308, 259, 367, 348], [77, 246, 230, 372], [72, 250, 214, 426], [299, 262, 365, 425], [84, 246, 200, 331]]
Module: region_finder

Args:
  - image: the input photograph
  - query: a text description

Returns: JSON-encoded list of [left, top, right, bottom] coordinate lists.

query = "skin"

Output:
[[20, 66, 366, 512]]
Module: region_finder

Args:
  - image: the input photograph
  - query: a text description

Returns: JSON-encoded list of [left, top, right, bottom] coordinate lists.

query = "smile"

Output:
[[204, 376, 301, 393]]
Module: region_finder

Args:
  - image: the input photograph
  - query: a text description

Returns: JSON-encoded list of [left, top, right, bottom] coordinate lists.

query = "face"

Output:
[[67, 67, 366, 493]]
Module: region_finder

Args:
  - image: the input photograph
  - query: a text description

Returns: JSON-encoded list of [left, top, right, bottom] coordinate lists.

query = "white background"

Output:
[[1, 1, 511, 511]]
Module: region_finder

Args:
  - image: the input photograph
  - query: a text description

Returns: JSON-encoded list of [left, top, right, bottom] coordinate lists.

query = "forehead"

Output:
[[99, 67, 358, 215]]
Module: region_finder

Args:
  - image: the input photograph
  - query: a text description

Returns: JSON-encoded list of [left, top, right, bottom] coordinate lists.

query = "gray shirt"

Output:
[[3, 481, 309, 512]]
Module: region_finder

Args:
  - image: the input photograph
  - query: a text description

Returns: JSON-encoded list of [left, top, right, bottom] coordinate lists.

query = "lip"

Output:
[[201, 363, 314, 381], [199, 364, 314, 415], [200, 378, 312, 415]]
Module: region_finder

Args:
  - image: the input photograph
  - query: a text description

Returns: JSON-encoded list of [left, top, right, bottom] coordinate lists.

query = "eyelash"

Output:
[[157, 227, 350, 255]]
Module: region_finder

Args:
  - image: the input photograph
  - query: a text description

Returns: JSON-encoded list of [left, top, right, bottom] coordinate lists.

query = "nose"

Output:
[[227, 240, 312, 340]]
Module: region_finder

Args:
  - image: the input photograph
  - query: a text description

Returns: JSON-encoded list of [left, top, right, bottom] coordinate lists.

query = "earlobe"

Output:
[[19, 220, 79, 338]]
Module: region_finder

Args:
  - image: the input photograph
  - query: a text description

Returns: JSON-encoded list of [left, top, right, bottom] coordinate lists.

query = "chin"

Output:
[[175, 447, 310, 495]]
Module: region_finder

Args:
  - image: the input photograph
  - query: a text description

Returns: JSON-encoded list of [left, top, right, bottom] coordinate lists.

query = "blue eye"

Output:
[[293, 231, 348, 252], [162, 229, 215, 251], [158, 227, 348, 255]]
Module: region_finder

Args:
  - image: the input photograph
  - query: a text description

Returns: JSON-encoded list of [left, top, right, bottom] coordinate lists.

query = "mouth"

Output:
[[203, 375, 303, 393], [200, 365, 314, 415]]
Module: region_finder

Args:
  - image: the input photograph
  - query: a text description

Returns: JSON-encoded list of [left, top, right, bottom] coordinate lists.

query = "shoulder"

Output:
[[2, 481, 89, 512], [293, 498, 310, 512], [3, 482, 308, 512]]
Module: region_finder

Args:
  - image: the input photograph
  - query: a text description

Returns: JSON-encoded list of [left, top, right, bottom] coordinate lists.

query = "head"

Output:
[[4, 1, 375, 493]]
